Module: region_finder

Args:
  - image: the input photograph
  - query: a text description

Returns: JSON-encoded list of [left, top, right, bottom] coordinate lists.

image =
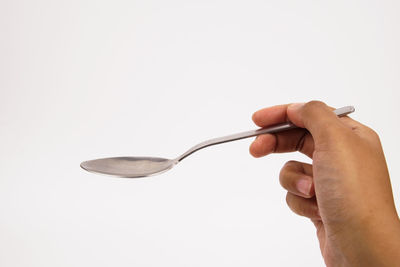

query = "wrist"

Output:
[[342, 214, 400, 266]]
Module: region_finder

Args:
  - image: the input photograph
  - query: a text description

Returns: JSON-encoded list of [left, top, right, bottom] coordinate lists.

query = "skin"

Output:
[[249, 101, 400, 267]]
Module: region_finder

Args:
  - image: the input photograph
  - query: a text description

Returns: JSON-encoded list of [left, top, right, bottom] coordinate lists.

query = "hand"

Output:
[[249, 101, 400, 266]]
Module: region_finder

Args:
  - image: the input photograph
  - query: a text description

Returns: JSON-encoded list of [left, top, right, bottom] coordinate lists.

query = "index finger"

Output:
[[250, 103, 314, 158], [252, 104, 291, 127]]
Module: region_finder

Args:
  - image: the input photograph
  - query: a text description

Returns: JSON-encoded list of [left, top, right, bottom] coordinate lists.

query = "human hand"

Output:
[[250, 101, 400, 266]]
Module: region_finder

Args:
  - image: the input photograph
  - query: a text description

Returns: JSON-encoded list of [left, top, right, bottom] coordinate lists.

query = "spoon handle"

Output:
[[175, 106, 355, 162]]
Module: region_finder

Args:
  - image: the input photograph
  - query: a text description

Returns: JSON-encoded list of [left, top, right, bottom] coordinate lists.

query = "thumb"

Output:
[[287, 101, 345, 143]]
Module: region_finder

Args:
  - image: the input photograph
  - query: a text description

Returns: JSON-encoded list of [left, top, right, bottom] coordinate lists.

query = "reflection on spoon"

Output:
[[80, 106, 355, 178]]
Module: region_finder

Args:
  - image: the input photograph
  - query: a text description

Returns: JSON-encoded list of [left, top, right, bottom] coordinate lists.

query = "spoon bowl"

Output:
[[81, 157, 176, 178]]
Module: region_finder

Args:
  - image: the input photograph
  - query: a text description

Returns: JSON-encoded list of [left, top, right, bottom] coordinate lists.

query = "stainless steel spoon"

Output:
[[80, 106, 355, 178]]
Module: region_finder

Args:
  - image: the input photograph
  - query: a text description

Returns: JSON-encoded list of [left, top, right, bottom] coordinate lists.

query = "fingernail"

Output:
[[288, 103, 305, 112], [296, 178, 311, 196]]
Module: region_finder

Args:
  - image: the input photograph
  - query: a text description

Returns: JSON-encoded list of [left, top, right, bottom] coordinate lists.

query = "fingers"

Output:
[[249, 133, 276, 157], [252, 101, 341, 135], [252, 104, 290, 127], [249, 129, 314, 158], [249, 114, 365, 159], [286, 192, 321, 219], [287, 101, 348, 145], [281, 161, 320, 219], [279, 161, 314, 198], [250, 101, 349, 158]]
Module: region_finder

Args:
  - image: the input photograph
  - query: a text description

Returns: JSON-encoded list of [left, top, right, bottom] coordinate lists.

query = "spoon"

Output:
[[80, 106, 355, 178]]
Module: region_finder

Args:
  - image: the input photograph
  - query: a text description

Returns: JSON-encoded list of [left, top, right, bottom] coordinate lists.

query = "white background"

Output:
[[1, 0, 399, 266]]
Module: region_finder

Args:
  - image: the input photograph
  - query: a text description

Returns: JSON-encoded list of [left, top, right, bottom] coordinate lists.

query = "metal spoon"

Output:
[[80, 106, 355, 178]]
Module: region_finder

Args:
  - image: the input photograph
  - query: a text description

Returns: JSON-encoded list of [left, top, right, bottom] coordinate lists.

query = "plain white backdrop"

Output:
[[1, 0, 399, 266]]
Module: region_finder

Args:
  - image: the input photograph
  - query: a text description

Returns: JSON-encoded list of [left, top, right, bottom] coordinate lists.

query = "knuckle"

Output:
[[279, 161, 297, 187], [304, 100, 327, 111], [283, 160, 297, 167], [365, 127, 380, 140]]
